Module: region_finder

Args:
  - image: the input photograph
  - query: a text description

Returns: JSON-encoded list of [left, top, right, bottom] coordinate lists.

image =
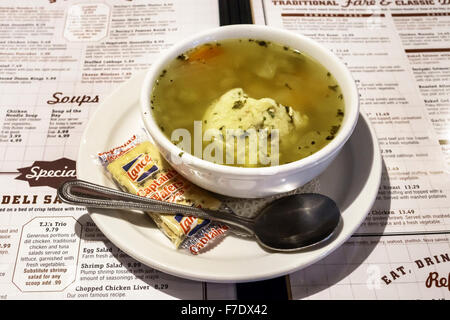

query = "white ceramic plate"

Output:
[[77, 71, 382, 283]]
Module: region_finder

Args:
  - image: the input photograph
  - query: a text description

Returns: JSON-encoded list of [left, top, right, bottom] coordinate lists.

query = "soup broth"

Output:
[[151, 39, 345, 166]]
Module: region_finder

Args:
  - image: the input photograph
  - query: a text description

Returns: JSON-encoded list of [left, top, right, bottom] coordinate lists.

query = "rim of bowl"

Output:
[[140, 24, 359, 176]]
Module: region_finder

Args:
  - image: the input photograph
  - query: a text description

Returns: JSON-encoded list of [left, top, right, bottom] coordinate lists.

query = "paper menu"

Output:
[[0, 0, 220, 172], [0, 0, 239, 300], [0, 0, 449, 301], [257, 0, 450, 299], [290, 233, 450, 299]]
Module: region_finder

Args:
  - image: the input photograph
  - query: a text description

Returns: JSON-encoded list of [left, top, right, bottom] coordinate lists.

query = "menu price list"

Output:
[[0, 0, 227, 300], [0, 0, 219, 173], [66, 216, 204, 300], [1, 0, 449, 301], [260, 0, 450, 299], [261, 0, 450, 229], [1, 208, 206, 300], [289, 233, 450, 300], [12, 216, 81, 292]]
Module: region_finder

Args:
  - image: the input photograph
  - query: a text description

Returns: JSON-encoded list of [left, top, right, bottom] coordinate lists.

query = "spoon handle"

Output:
[[58, 179, 255, 235]]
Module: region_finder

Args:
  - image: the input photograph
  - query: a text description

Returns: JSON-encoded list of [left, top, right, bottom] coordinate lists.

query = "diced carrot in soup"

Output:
[[187, 44, 224, 62]]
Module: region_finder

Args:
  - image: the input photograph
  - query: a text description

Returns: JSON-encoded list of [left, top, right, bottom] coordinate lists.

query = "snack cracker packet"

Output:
[[97, 134, 229, 254]]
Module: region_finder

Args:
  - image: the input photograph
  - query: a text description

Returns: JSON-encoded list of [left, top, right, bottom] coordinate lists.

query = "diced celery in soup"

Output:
[[151, 39, 345, 167]]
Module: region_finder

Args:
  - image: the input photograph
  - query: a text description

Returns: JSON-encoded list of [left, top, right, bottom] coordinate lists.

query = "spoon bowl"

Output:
[[253, 194, 340, 251], [58, 180, 341, 252]]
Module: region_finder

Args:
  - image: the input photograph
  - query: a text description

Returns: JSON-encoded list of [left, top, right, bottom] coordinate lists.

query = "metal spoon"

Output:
[[58, 179, 341, 252]]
